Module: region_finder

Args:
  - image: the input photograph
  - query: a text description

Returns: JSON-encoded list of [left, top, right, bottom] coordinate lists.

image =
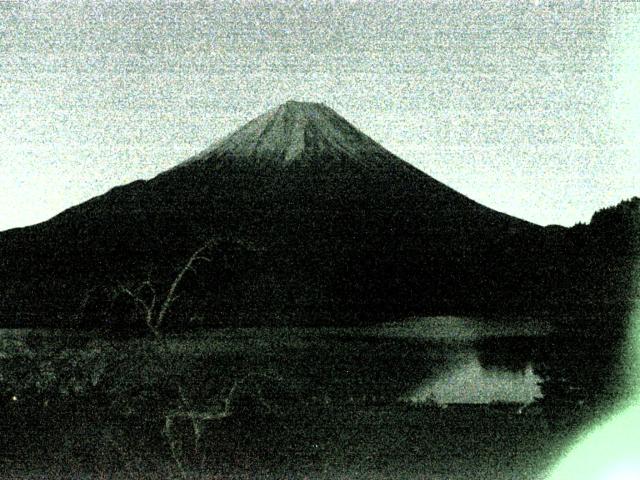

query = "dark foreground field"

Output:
[[3, 403, 558, 479], [0, 324, 592, 479]]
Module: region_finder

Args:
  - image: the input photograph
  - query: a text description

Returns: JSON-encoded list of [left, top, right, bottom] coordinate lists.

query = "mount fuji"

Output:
[[0, 101, 563, 328]]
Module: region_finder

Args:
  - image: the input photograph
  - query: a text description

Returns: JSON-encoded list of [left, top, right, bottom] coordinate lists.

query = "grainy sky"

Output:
[[1, 0, 638, 231]]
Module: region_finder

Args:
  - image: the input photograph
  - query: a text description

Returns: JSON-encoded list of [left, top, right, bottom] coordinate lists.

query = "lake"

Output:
[[0, 317, 559, 479], [0, 316, 550, 406]]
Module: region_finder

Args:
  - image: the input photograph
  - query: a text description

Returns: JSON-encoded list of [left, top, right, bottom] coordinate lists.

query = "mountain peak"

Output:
[[279, 99, 327, 111], [179, 101, 409, 171]]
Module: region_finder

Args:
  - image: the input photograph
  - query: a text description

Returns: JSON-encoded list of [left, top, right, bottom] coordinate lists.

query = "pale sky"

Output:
[[1, 0, 639, 231]]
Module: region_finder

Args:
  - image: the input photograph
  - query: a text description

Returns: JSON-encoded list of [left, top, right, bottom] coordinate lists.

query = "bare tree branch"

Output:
[[71, 286, 99, 324], [111, 236, 260, 339], [115, 282, 158, 335], [155, 238, 220, 332], [162, 371, 283, 467]]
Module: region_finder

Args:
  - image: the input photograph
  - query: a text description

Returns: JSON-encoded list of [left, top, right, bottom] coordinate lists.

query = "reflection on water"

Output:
[[406, 350, 543, 405], [373, 316, 547, 405]]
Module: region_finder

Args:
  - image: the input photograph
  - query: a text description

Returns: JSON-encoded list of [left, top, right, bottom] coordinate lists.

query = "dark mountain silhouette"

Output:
[[0, 101, 636, 330]]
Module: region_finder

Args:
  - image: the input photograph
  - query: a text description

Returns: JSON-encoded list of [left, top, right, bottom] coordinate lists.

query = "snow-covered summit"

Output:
[[179, 100, 408, 171]]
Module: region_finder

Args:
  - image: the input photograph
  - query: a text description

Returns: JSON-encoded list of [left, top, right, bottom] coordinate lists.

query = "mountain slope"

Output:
[[0, 101, 548, 328]]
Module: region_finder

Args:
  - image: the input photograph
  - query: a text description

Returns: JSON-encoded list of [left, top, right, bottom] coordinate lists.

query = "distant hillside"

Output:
[[561, 197, 639, 318]]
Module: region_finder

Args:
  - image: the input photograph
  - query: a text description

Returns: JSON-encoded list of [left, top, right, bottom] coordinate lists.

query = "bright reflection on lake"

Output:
[[406, 350, 543, 405], [370, 316, 548, 406]]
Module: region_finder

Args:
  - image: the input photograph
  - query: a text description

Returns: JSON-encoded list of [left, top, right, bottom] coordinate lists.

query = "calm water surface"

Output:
[[372, 316, 548, 405]]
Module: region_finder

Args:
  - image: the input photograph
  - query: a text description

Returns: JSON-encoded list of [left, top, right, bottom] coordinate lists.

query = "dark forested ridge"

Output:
[[0, 102, 637, 331], [552, 196, 639, 359]]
